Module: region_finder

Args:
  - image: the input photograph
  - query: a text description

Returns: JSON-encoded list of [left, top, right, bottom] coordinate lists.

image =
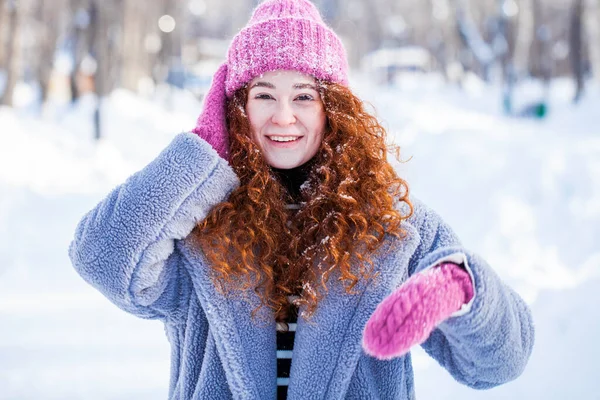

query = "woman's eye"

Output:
[[255, 93, 274, 100], [295, 94, 314, 101]]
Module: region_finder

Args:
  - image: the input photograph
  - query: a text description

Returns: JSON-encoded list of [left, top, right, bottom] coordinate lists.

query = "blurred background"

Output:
[[1, 0, 599, 118], [1, 0, 599, 399]]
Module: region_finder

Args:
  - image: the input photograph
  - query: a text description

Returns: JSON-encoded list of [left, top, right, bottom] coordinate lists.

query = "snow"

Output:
[[1, 74, 599, 399]]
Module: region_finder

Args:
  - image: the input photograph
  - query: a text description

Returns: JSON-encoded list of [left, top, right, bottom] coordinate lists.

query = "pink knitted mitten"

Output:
[[362, 262, 474, 360], [192, 63, 230, 160]]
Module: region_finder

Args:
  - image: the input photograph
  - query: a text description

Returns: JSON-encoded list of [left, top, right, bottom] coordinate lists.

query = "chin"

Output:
[[269, 162, 301, 169], [267, 158, 304, 169]]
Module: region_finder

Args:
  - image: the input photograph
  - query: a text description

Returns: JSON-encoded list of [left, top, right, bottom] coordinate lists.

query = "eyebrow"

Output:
[[293, 83, 318, 91], [249, 82, 318, 91], [249, 81, 275, 89]]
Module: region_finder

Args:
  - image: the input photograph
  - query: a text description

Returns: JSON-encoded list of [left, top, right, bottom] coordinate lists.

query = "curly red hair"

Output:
[[192, 81, 413, 323]]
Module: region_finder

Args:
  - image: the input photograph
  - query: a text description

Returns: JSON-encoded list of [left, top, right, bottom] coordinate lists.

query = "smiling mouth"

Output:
[[267, 136, 303, 143]]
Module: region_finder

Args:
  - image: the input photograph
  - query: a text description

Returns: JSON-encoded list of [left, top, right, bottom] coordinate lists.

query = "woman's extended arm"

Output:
[[69, 133, 238, 321], [364, 199, 534, 389]]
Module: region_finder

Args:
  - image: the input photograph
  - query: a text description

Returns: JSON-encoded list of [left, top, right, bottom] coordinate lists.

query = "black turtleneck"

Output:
[[270, 159, 314, 202]]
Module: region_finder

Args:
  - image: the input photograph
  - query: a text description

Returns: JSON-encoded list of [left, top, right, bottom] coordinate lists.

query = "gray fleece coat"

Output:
[[69, 132, 534, 399]]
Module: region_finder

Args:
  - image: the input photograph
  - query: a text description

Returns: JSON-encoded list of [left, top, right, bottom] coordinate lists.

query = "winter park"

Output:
[[1, 0, 600, 399]]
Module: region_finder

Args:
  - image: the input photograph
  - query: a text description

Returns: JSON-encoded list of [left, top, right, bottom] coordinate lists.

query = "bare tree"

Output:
[[583, 0, 600, 84], [89, 0, 110, 139], [430, 0, 462, 82], [570, 0, 585, 103], [121, 0, 150, 92], [0, 0, 6, 66], [346, 0, 385, 66], [514, 0, 535, 76], [530, 0, 552, 83], [31, 0, 61, 103], [0, 0, 20, 106], [68, 0, 90, 103], [157, 0, 182, 70], [456, 0, 495, 80]]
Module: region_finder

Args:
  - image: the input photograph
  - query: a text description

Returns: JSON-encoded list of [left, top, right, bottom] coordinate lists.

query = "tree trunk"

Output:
[[69, 0, 90, 103], [89, 0, 102, 139], [570, 0, 585, 103], [430, 0, 462, 82], [358, 0, 384, 61], [0, 0, 6, 66], [514, 0, 534, 76], [455, 0, 495, 81], [121, 0, 146, 92], [1, 0, 20, 106], [33, 0, 60, 103], [531, 0, 552, 84], [584, 0, 600, 84], [493, 0, 516, 114]]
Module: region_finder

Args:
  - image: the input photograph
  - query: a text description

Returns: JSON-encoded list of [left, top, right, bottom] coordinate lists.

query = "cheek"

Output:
[[312, 113, 326, 141], [246, 109, 263, 143], [246, 102, 270, 127], [300, 107, 326, 135], [246, 107, 258, 131], [313, 132, 324, 153]]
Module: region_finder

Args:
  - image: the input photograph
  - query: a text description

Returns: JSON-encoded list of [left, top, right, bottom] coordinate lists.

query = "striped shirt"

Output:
[[271, 160, 310, 399], [277, 295, 299, 400]]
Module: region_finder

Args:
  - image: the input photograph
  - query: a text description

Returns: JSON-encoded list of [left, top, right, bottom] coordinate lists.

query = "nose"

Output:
[[271, 102, 296, 126]]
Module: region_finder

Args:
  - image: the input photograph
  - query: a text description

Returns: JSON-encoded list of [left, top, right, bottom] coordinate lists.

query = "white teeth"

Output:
[[269, 136, 300, 142]]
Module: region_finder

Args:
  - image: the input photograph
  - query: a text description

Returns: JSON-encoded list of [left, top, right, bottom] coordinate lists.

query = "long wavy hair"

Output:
[[192, 80, 413, 323]]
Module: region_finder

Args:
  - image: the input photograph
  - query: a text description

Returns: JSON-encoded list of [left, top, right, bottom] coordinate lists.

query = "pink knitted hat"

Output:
[[193, 0, 349, 160], [225, 0, 349, 97]]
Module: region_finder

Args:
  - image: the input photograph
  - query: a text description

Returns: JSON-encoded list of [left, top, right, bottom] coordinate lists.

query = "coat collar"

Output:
[[178, 221, 419, 399]]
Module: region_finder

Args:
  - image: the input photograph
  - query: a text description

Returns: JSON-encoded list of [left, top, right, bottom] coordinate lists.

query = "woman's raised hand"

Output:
[[192, 63, 230, 161]]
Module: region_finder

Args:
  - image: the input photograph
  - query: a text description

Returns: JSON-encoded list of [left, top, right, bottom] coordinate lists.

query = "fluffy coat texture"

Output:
[[69, 133, 535, 399]]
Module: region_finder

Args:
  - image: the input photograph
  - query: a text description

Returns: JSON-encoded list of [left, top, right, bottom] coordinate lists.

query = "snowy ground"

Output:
[[0, 75, 599, 399]]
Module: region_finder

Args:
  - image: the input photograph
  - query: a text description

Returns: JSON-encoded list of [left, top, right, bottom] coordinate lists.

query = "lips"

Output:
[[264, 135, 304, 148], [267, 135, 303, 143]]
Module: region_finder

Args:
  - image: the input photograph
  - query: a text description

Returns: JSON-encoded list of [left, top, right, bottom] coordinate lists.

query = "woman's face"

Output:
[[246, 70, 326, 169]]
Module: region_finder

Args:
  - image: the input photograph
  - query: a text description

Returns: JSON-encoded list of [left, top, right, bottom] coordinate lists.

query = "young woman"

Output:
[[69, 0, 534, 399]]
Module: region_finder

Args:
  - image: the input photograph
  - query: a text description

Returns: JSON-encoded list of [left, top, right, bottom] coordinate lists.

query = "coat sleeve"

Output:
[[407, 198, 535, 389], [69, 133, 239, 321]]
